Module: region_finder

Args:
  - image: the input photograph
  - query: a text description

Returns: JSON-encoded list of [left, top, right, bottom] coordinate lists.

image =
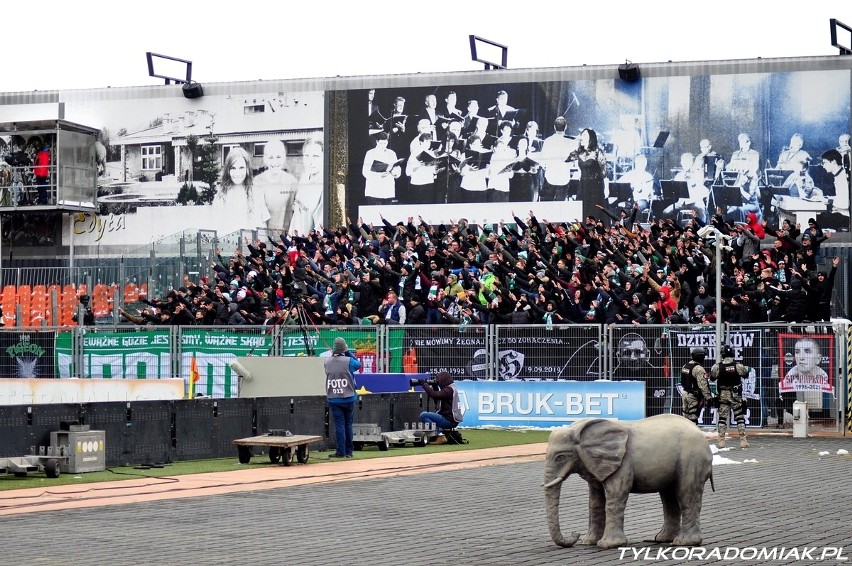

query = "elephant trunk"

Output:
[[544, 475, 580, 547]]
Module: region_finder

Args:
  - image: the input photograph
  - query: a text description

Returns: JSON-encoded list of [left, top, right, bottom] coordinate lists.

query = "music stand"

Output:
[[652, 131, 670, 149], [659, 180, 689, 202], [608, 182, 632, 203], [721, 171, 740, 187], [713, 185, 743, 209], [764, 169, 788, 187]]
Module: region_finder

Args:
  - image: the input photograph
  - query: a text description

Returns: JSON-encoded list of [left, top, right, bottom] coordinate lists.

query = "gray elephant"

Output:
[[543, 413, 713, 549]]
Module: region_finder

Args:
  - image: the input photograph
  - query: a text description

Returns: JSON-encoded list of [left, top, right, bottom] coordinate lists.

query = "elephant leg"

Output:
[[655, 489, 681, 543], [597, 485, 629, 549], [672, 481, 704, 546], [580, 483, 606, 545]]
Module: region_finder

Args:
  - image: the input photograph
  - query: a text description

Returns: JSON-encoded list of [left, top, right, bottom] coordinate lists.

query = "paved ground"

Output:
[[0, 433, 850, 565]]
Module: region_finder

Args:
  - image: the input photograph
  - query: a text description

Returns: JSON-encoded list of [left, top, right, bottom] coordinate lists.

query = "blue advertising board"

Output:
[[454, 381, 646, 428]]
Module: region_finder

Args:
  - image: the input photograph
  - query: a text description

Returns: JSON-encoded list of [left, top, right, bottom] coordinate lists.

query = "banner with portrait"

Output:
[[777, 333, 835, 394]]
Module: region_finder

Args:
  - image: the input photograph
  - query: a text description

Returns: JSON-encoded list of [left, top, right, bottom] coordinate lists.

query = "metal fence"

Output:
[[2, 232, 850, 320], [0, 321, 847, 431]]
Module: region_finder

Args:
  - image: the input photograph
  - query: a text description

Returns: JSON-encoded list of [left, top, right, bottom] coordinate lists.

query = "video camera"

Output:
[[287, 280, 307, 296], [409, 377, 438, 388]]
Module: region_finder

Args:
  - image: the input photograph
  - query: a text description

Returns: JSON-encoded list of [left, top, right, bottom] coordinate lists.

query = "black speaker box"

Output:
[[618, 64, 640, 82], [182, 82, 204, 99]]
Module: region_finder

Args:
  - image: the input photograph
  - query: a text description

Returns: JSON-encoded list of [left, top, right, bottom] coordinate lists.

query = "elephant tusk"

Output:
[[542, 476, 566, 489]]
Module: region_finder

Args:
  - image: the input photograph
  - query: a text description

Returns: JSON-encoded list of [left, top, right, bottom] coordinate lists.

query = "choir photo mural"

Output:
[[332, 69, 850, 232]]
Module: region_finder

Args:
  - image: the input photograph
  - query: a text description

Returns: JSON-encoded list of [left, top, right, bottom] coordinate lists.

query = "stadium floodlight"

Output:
[[469, 35, 507, 70], [146, 52, 203, 99], [830, 19, 851, 55]]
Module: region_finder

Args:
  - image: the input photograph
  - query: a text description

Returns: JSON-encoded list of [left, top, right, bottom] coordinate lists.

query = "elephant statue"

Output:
[[543, 413, 713, 549]]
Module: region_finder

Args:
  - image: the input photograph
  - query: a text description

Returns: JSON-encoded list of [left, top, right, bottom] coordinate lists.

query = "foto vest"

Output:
[[325, 355, 356, 400]]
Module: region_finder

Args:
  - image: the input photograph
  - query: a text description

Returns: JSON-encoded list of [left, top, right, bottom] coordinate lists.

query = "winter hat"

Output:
[[695, 304, 705, 313], [333, 337, 348, 354], [236, 289, 247, 301]]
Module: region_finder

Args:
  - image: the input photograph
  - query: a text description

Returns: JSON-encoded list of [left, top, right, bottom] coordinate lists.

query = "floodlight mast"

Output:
[[469, 35, 508, 70], [146, 52, 193, 85]]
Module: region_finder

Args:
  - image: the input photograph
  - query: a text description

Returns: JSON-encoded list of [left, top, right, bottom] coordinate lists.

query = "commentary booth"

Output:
[[0, 118, 98, 214]]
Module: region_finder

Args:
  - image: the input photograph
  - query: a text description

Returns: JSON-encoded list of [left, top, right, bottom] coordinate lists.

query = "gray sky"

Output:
[[7, 1, 850, 92]]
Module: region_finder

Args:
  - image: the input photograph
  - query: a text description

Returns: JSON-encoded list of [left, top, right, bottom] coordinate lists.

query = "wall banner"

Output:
[[56, 330, 171, 380], [1, 331, 56, 378], [454, 380, 645, 428]]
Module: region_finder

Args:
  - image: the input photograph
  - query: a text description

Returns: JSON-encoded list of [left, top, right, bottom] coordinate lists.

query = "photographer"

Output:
[[325, 337, 361, 459], [72, 295, 95, 326], [417, 371, 463, 444]]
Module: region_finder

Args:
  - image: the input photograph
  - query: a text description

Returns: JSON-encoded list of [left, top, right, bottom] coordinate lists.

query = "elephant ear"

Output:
[[574, 419, 628, 483]]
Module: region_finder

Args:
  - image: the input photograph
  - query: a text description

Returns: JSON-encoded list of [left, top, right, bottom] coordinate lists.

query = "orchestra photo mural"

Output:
[[334, 69, 851, 232]]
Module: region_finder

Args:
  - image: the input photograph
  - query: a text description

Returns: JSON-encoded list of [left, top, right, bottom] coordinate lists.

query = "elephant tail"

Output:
[[709, 469, 715, 493]]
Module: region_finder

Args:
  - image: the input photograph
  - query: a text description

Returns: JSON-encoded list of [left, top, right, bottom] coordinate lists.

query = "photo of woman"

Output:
[[214, 147, 269, 232]]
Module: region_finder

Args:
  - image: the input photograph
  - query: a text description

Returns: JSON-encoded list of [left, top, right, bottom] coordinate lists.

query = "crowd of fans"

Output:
[[119, 207, 843, 328]]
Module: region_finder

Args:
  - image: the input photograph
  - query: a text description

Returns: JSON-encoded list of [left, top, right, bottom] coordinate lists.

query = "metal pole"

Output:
[[715, 232, 723, 363], [69, 213, 75, 271]]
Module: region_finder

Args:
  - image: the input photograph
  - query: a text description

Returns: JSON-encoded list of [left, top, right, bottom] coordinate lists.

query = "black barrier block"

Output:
[[128, 400, 174, 465], [0, 405, 29, 457], [292, 396, 329, 451], [28, 404, 81, 453], [356, 395, 393, 432], [389, 393, 426, 430], [254, 397, 293, 435], [174, 399, 217, 460], [213, 398, 254, 459], [82, 402, 131, 467]]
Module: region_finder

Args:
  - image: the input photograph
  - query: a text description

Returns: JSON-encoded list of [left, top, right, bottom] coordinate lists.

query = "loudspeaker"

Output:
[[618, 63, 640, 82], [182, 82, 204, 99]]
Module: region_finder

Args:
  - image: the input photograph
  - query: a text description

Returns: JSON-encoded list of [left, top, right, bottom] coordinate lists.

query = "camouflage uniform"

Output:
[[710, 355, 749, 448], [680, 357, 712, 425]]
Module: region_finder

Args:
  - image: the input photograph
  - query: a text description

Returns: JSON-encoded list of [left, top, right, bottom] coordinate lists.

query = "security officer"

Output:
[[710, 345, 749, 449], [680, 347, 714, 426]]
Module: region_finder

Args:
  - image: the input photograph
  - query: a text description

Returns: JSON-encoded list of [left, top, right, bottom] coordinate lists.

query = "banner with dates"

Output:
[[394, 326, 602, 380], [777, 333, 835, 394]]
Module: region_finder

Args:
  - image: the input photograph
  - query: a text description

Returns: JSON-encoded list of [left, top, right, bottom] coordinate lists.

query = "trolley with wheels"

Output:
[[232, 433, 322, 466], [352, 422, 435, 451], [0, 454, 69, 479]]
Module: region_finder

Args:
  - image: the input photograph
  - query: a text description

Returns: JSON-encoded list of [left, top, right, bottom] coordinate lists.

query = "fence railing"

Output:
[[1, 322, 848, 431]]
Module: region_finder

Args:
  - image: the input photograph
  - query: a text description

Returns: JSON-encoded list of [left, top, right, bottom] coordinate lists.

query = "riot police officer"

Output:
[[680, 347, 714, 426], [710, 345, 749, 448]]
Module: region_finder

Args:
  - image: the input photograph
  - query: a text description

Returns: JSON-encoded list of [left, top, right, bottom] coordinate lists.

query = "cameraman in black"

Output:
[[709, 345, 749, 449], [72, 295, 95, 326], [680, 347, 713, 427], [417, 371, 463, 445]]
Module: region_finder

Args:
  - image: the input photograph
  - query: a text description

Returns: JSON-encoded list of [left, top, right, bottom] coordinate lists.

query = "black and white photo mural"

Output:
[[334, 69, 850, 232], [49, 90, 324, 249]]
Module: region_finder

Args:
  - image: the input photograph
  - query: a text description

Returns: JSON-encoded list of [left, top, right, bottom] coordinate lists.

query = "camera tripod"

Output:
[[290, 294, 318, 357]]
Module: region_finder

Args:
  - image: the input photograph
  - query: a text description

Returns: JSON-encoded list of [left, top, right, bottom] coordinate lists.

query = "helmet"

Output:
[[721, 345, 734, 358], [79, 294, 90, 304], [690, 347, 707, 362]]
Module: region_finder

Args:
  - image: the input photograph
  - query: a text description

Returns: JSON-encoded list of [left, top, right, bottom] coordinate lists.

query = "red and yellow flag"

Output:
[[188, 355, 200, 398]]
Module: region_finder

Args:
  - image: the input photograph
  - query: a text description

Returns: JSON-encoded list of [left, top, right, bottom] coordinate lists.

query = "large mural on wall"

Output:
[[331, 70, 851, 232], [0, 90, 323, 249], [65, 90, 323, 247]]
